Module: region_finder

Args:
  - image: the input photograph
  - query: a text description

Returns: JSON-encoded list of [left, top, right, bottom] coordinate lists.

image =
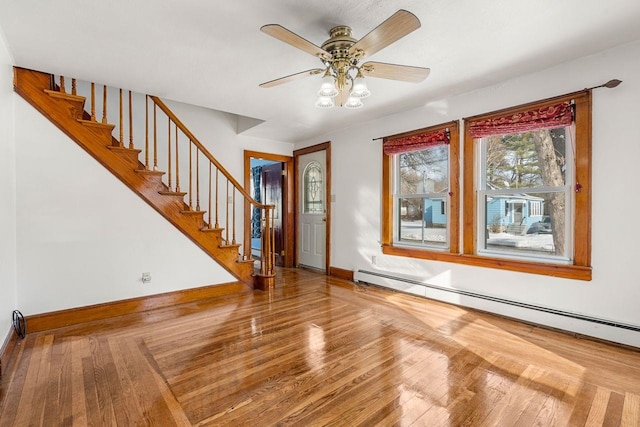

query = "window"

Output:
[[464, 91, 592, 280], [381, 93, 591, 280], [382, 122, 460, 258], [303, 161, 324, 214], [478, 126, 573, 262], [396, 145, 449, 248]]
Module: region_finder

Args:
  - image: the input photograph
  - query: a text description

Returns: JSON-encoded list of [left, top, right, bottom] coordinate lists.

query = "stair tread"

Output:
[[220, 243, 241, 249], [181, 210, 206, 215], [78, 119, 116, 130], [108, 145, 142, 154], [200, 226, 224, 233], [136, 169, 165, 176], [44, 89, 85, 103], [158, 190, 187, 196]]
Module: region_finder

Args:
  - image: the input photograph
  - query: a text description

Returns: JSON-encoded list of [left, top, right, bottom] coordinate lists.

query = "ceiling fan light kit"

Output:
[[260, 9, 430, 110]]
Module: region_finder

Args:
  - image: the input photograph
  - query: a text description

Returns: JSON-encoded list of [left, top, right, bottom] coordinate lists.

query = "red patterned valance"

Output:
[[383, 129, 449, 155], [468, 101, 573, 139]]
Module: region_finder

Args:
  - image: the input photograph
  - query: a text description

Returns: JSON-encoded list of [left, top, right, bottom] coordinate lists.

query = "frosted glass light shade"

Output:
[[315, 96, 335, 109], [351, 75, 371, 98], [344, 96, 363, 109], [318, 75, 338, 98]]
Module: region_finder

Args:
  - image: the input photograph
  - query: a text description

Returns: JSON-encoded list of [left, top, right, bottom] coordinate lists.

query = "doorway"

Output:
[[244, 151, 294, 268], [294, 142, 331, 272]]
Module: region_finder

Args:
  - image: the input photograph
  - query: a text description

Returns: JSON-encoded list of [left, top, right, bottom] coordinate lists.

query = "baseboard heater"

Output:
[[354, 269, 640, 333]]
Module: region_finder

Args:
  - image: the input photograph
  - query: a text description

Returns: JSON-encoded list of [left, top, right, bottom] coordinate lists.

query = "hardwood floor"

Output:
[[1, 268, 639, 426]]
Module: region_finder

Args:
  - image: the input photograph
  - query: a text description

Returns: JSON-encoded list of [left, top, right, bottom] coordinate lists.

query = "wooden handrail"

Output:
[[150, 95, 275, 278], [148, 96, 272, 211]]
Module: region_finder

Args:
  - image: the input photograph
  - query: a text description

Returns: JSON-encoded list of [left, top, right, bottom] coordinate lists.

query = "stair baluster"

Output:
[[128, 91, 133, 149], [215, 169, 220, 229], [102, 85, 107, 124], [174, 125, 180, 192], [119, 89, 124, 147], [153, 103, 158, 170], [224, 178, 230, 245], [188, 140, 193, 211], [90, 83, 96, 122], [232, 188, 236, 245], [196, 147, 201, 211], [207, 163, 213, 229], [167, 121, 172, 190], [145, 95, 149, 170]]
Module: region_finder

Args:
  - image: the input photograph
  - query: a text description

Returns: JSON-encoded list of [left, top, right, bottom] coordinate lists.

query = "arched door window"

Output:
[[303, 161, 324, 214]]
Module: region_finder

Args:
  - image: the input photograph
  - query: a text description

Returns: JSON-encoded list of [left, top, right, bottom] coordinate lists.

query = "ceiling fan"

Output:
[[259, 9, 430, 109]]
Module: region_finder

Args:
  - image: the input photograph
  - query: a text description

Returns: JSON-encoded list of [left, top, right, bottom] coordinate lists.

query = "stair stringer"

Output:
[[13, 67, 255, 287]]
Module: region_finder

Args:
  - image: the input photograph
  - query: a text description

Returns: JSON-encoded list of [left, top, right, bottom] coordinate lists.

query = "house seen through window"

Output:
[[478, 126, 573, 262], [382, 122, 460, 258], [396, 144, 449, 249]]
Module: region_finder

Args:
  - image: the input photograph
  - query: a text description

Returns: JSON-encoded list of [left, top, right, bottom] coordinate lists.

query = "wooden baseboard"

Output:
[[25, 281, 250, 333], [329, 266, 354, 281], [0, 327, 18, 378]]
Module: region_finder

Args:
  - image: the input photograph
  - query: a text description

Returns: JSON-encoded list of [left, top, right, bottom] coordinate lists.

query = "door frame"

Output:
[[294, 142, 331, 273], [243, 150, 294, 268]]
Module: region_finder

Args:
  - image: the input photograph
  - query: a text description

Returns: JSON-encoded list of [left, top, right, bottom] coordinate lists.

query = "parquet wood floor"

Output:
[[1, 268, 639, 426]]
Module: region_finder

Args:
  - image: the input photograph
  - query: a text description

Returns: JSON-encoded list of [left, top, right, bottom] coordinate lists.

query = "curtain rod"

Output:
[[372, 79, 621, 141]]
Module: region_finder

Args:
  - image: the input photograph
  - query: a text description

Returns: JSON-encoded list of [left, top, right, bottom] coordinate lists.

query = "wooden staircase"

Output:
[[13, 67, 276, 289]]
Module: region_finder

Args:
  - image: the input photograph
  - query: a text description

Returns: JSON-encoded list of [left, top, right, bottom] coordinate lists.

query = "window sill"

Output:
[[381, 244, 592, 281]]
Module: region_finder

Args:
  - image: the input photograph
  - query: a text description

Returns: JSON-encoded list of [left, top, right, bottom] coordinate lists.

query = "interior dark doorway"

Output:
[[244, 151, 294, 268]]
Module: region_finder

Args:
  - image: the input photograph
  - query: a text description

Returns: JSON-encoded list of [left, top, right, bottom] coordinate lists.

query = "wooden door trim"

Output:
[[294, 142, 331, 273], [243, 150, 294, 268]]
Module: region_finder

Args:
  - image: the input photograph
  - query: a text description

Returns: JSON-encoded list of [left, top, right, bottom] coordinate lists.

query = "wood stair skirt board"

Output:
[[23, 281, 250, 334], [13, 67, 256, 286]]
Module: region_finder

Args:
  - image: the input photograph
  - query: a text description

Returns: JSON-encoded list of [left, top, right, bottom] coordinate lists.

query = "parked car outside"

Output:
[[527, 216, 551, 234]]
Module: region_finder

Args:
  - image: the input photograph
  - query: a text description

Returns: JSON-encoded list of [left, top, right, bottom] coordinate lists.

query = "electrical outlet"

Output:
[[371, 255, 377, 265], [142, 272, 152, 283]]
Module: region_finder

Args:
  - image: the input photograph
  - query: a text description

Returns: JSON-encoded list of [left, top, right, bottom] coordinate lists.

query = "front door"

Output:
[[262, 162, 284, 266], [298, 150, 326, 270]]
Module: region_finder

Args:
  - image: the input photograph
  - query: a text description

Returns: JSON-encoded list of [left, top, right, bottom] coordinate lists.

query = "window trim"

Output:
[[463, 91, 592, 280], [380, 93, 592, 281], [382, 121, 460, 260]]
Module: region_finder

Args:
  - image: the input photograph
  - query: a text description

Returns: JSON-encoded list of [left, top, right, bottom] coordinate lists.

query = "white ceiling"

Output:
[[2, 0, 640, 143]]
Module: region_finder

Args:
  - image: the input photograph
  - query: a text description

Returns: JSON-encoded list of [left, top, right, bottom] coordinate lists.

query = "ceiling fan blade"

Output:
[[349, 10, 421, 59], [261, 24, 332, 60], [361, 61, 430, 83], [259, 68, 324, 88]]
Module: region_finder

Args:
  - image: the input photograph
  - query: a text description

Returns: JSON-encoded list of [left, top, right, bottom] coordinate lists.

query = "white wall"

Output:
[[0, 28, 17, 340], [297, 40, 640, 347], [13, 94, 292, 316]]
